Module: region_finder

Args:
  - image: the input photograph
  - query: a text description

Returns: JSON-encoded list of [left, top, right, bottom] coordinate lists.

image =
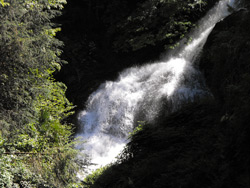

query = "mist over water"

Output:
[[76, 0, 237, 175]]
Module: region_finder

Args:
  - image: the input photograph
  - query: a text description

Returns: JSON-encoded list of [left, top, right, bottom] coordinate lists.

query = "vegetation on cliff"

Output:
[[0, 0, 82, 187]]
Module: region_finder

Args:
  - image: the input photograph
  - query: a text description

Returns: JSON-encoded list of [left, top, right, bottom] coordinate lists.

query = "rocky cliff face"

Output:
[[200, 7, 250, 106], [197, 7, 250, 187]]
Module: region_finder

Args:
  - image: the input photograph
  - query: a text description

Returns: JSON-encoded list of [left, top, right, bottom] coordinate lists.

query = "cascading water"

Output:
[[76, 0, 238, 175]]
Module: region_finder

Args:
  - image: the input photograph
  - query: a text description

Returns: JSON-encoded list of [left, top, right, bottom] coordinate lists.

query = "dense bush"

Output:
[[0, 0, 83, 187]]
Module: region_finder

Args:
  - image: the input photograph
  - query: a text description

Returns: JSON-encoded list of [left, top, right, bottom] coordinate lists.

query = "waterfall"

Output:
[[76, 0, 237, 175]]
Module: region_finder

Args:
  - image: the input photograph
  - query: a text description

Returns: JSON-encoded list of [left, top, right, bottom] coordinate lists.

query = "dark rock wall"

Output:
[[198, 7, 250, 187], [200, 8, 250, 106]]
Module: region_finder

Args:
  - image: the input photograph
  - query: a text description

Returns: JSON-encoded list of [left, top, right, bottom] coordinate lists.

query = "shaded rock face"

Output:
[[198, 7, 250, 187], [200, 8, 250, 106]]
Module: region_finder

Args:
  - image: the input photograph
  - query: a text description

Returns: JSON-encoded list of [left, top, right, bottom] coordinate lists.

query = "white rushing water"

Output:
[[76, 0, 237, 175]]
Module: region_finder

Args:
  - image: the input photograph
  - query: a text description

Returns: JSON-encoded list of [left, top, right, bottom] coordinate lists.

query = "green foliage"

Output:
[[83, 166, 109, 188], [0, 0, 9, 6], [109, 0, 214, 52], [0, 0, 84, 187], [129, 121, 146, 138], [0, 152, 14, 187]]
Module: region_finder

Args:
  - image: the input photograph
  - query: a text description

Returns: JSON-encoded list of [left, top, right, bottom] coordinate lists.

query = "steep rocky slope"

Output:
[[200, 6, 250, 106]]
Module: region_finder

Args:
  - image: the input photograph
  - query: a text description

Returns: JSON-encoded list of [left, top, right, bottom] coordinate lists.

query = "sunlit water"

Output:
[[76, 0, 237, 177]]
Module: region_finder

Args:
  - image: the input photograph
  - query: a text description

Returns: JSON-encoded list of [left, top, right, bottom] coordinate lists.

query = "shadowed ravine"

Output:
[[76, 0, 237, 175]]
